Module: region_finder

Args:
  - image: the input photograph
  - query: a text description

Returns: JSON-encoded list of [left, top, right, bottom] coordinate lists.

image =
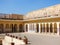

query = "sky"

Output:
[[0, 0, 60, 15]]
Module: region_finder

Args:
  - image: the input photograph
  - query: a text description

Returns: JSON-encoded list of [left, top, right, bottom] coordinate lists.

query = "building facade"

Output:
[[0, 4, 60, 35]]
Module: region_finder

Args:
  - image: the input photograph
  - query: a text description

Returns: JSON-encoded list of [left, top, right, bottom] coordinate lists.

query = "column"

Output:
[[17, 24, 19, 32], [57, 22, 60, 35], [32, 23, 34, 31], [42, 23, 43, 33], [48, 23, 50, 33], [28, 24, 29, 32], [29, 23, 32, 32], [34, 23, 36, 32], [8, 24, 10, 32], [42, 23, 45, 33], [45, 23, 47, 33], [52, 23, 54, 34], [39, 23, 41, 33]]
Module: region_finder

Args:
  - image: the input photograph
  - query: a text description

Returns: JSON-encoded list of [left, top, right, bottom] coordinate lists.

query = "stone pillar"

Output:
[[8, 24, 10, 32], [48, 23, 50, 33], [17, 24, 19, 32], [28, 24, 29, 32], [32, 23, 34, 31], [45, 23, 47, 33], [42, 23, 43, 33], [28, 23, 31, 32], [52, 23, 54, 34], [57, 22, 60, 35], [34, 23, 36, 32], [39, 23, 41, 33], [42, 23, 45, 33]]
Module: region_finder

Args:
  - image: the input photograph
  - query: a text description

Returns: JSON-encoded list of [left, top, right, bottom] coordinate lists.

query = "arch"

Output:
[[36, 24, 39, 32], [0, 24, 4, 33], [19, 24, 24, 32], [14, 24, 17, 32], [50, 23, 53, 33], [25, 24, 28, 32], [5, 24, 9, 29], [10, 24, 14, 32], [5, 24, 10, 32], [54, 23, 57, 33]]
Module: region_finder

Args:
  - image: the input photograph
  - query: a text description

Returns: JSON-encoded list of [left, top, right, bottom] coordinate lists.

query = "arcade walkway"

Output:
[[24, 22, 60, 35]]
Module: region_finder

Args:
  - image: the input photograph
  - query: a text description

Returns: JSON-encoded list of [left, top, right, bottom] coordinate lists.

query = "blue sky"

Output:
[[0, 0, 60, 14]]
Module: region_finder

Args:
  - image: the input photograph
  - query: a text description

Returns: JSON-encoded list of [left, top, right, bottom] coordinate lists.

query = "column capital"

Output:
[[48, 23, 50, 24], [57, 22, 59, 25], [52, 23, 54, 24]]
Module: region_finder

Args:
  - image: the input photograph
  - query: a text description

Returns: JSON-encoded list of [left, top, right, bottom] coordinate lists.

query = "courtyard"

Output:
[[2, 32, 60, 45]]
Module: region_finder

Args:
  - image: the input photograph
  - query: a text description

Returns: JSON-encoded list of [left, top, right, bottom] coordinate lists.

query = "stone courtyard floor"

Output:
[[7, 32, 60, 45]]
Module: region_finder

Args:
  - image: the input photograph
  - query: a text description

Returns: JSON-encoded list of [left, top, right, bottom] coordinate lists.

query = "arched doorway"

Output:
[[36, 24, 39, 33], [50, 23, 53, 33], [10, 24, 14, 32], [19, 24, 24, 32], [14, 24, 17, 32], [5, 24, 9, 33], [26, 24, 28, 32], [0, 24, 4, 33], [54, 23, 57, 33]]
